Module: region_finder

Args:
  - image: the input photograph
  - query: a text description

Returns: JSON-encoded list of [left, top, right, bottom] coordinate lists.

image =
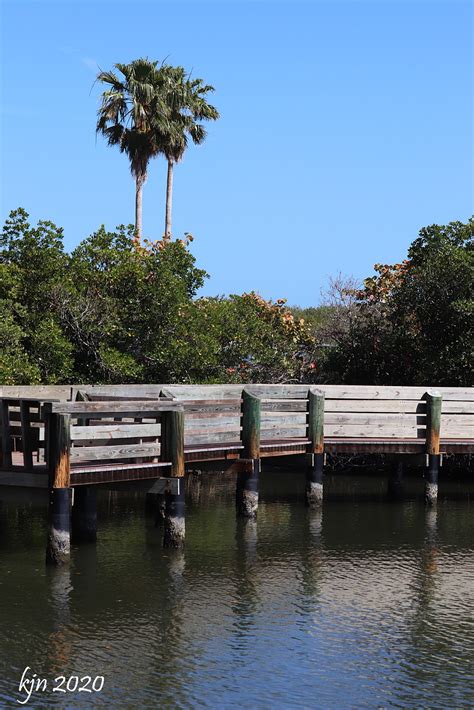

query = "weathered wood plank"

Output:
[[325, 425, 425, 438], [185, 431, 242, 445], [71, 423, 161, 440], [260, 426, 308, 439], [185, 425, 242, 435], [70, 443, 161, 462], [324, 400, 425, 413], [51, 402, 182, 416], [261, 400, 308, 412]]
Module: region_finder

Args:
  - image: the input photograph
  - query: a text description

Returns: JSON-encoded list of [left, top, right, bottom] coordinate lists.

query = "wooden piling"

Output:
[[306, 388, 325, 506], [237, 390, 261, 518], [241, 389, 261, 460], [161, 409, 186, 548], [72, 487, 97, 543], [46, 413, 71, 565], [424, 390, 442, 506]]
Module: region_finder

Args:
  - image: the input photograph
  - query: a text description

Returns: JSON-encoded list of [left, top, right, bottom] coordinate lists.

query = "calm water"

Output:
[[0, 470, 473, 709]]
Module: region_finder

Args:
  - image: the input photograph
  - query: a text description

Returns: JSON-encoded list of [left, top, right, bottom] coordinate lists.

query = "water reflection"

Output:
[[0, 471, 472, 708]]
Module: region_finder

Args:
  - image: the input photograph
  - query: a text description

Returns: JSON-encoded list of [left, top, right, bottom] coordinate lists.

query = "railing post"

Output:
[[306, 388, 325, 506], [0, 400, 12, 469], [20, 400, 34, 471], [423, 390, 442, 506], [46, 412, 71, 565], [161, 408, 186, 548], [237, 389, 261, 518]]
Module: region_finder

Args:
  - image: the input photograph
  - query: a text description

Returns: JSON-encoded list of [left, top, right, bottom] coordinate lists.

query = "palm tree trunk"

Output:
[[135, 176, 143, 243], [165, 160, 174, 239]]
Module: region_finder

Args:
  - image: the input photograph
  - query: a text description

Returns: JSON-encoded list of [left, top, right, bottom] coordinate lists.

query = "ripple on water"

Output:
[[0, 475, 473, 708]]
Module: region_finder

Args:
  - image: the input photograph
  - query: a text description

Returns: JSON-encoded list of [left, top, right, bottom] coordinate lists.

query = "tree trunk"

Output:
[[135, 176, 143, 243], [165, 160, 174, 239]]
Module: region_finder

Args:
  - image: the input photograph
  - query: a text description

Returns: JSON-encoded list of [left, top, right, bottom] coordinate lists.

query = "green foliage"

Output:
[[0, 209, 315, 385], [1, 210, 470, 387], [324, 218, 474, 386]]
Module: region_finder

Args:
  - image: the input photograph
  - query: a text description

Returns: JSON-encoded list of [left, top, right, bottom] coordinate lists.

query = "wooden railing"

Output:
[[0, 386, 472, 477], [0, 397, 58, 471]]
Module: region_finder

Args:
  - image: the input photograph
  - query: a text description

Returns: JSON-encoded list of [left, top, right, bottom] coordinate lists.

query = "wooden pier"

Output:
[[0, 384, 472, 559]]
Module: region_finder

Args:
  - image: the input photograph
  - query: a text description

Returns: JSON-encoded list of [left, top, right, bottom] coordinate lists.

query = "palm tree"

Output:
[[96, 58, 170, 241], [158, 67, 220, 238]]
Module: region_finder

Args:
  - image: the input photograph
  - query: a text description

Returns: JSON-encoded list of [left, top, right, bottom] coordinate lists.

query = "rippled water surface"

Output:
[[0, 470, 473, 708]]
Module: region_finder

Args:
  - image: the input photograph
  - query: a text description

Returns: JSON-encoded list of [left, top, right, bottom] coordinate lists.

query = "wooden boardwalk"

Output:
[[0, 383, 472, 558]]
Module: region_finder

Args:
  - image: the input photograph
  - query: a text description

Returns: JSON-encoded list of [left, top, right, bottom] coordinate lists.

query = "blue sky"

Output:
[[1, 0, 472, 306]]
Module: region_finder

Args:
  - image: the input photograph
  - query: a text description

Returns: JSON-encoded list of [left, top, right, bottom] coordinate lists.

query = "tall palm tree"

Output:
[[96, 58, 170, 241], [158, 67, 220, 238]]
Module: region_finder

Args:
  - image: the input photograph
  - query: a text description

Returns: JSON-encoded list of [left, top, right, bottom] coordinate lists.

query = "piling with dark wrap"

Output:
[[162, 408, 186, 548], [306, 388, 325, 507], [46, 412, 71, 565], [424, 390, 442, 506], [237, 389, 261, 518]]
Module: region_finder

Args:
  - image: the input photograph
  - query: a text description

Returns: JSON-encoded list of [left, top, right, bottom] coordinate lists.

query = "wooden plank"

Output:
[[84, 394, 160, 402], [51, 402, 182, 416], [442, 402, 474, 414], [261, 419, 308, 430], [185, 410, 241, 420], [185, 424, 242, 435], [324, 424, 425, 438], [261, 400, 308, 412], [260, 426, 308, 439], [70, 442, 162, 462], [324, 400, 425, 413], [0, 386, 72, 399], [185, 431, 242, 445], [182, 399, 242, 407], [71, 423, 161, 440], [323, 413, 425, 425]]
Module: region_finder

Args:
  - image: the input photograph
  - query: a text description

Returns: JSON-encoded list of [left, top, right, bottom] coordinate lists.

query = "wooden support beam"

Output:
[[241, 388, 261, 459], [46, 412, 71, 565], [161, 409, 185, 477], [48, 413, 71, 488], [306, 388, 325, 506], [423, 390, 442, 506], [161, 408, 185, 548], [308, 387, 325, 454]]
